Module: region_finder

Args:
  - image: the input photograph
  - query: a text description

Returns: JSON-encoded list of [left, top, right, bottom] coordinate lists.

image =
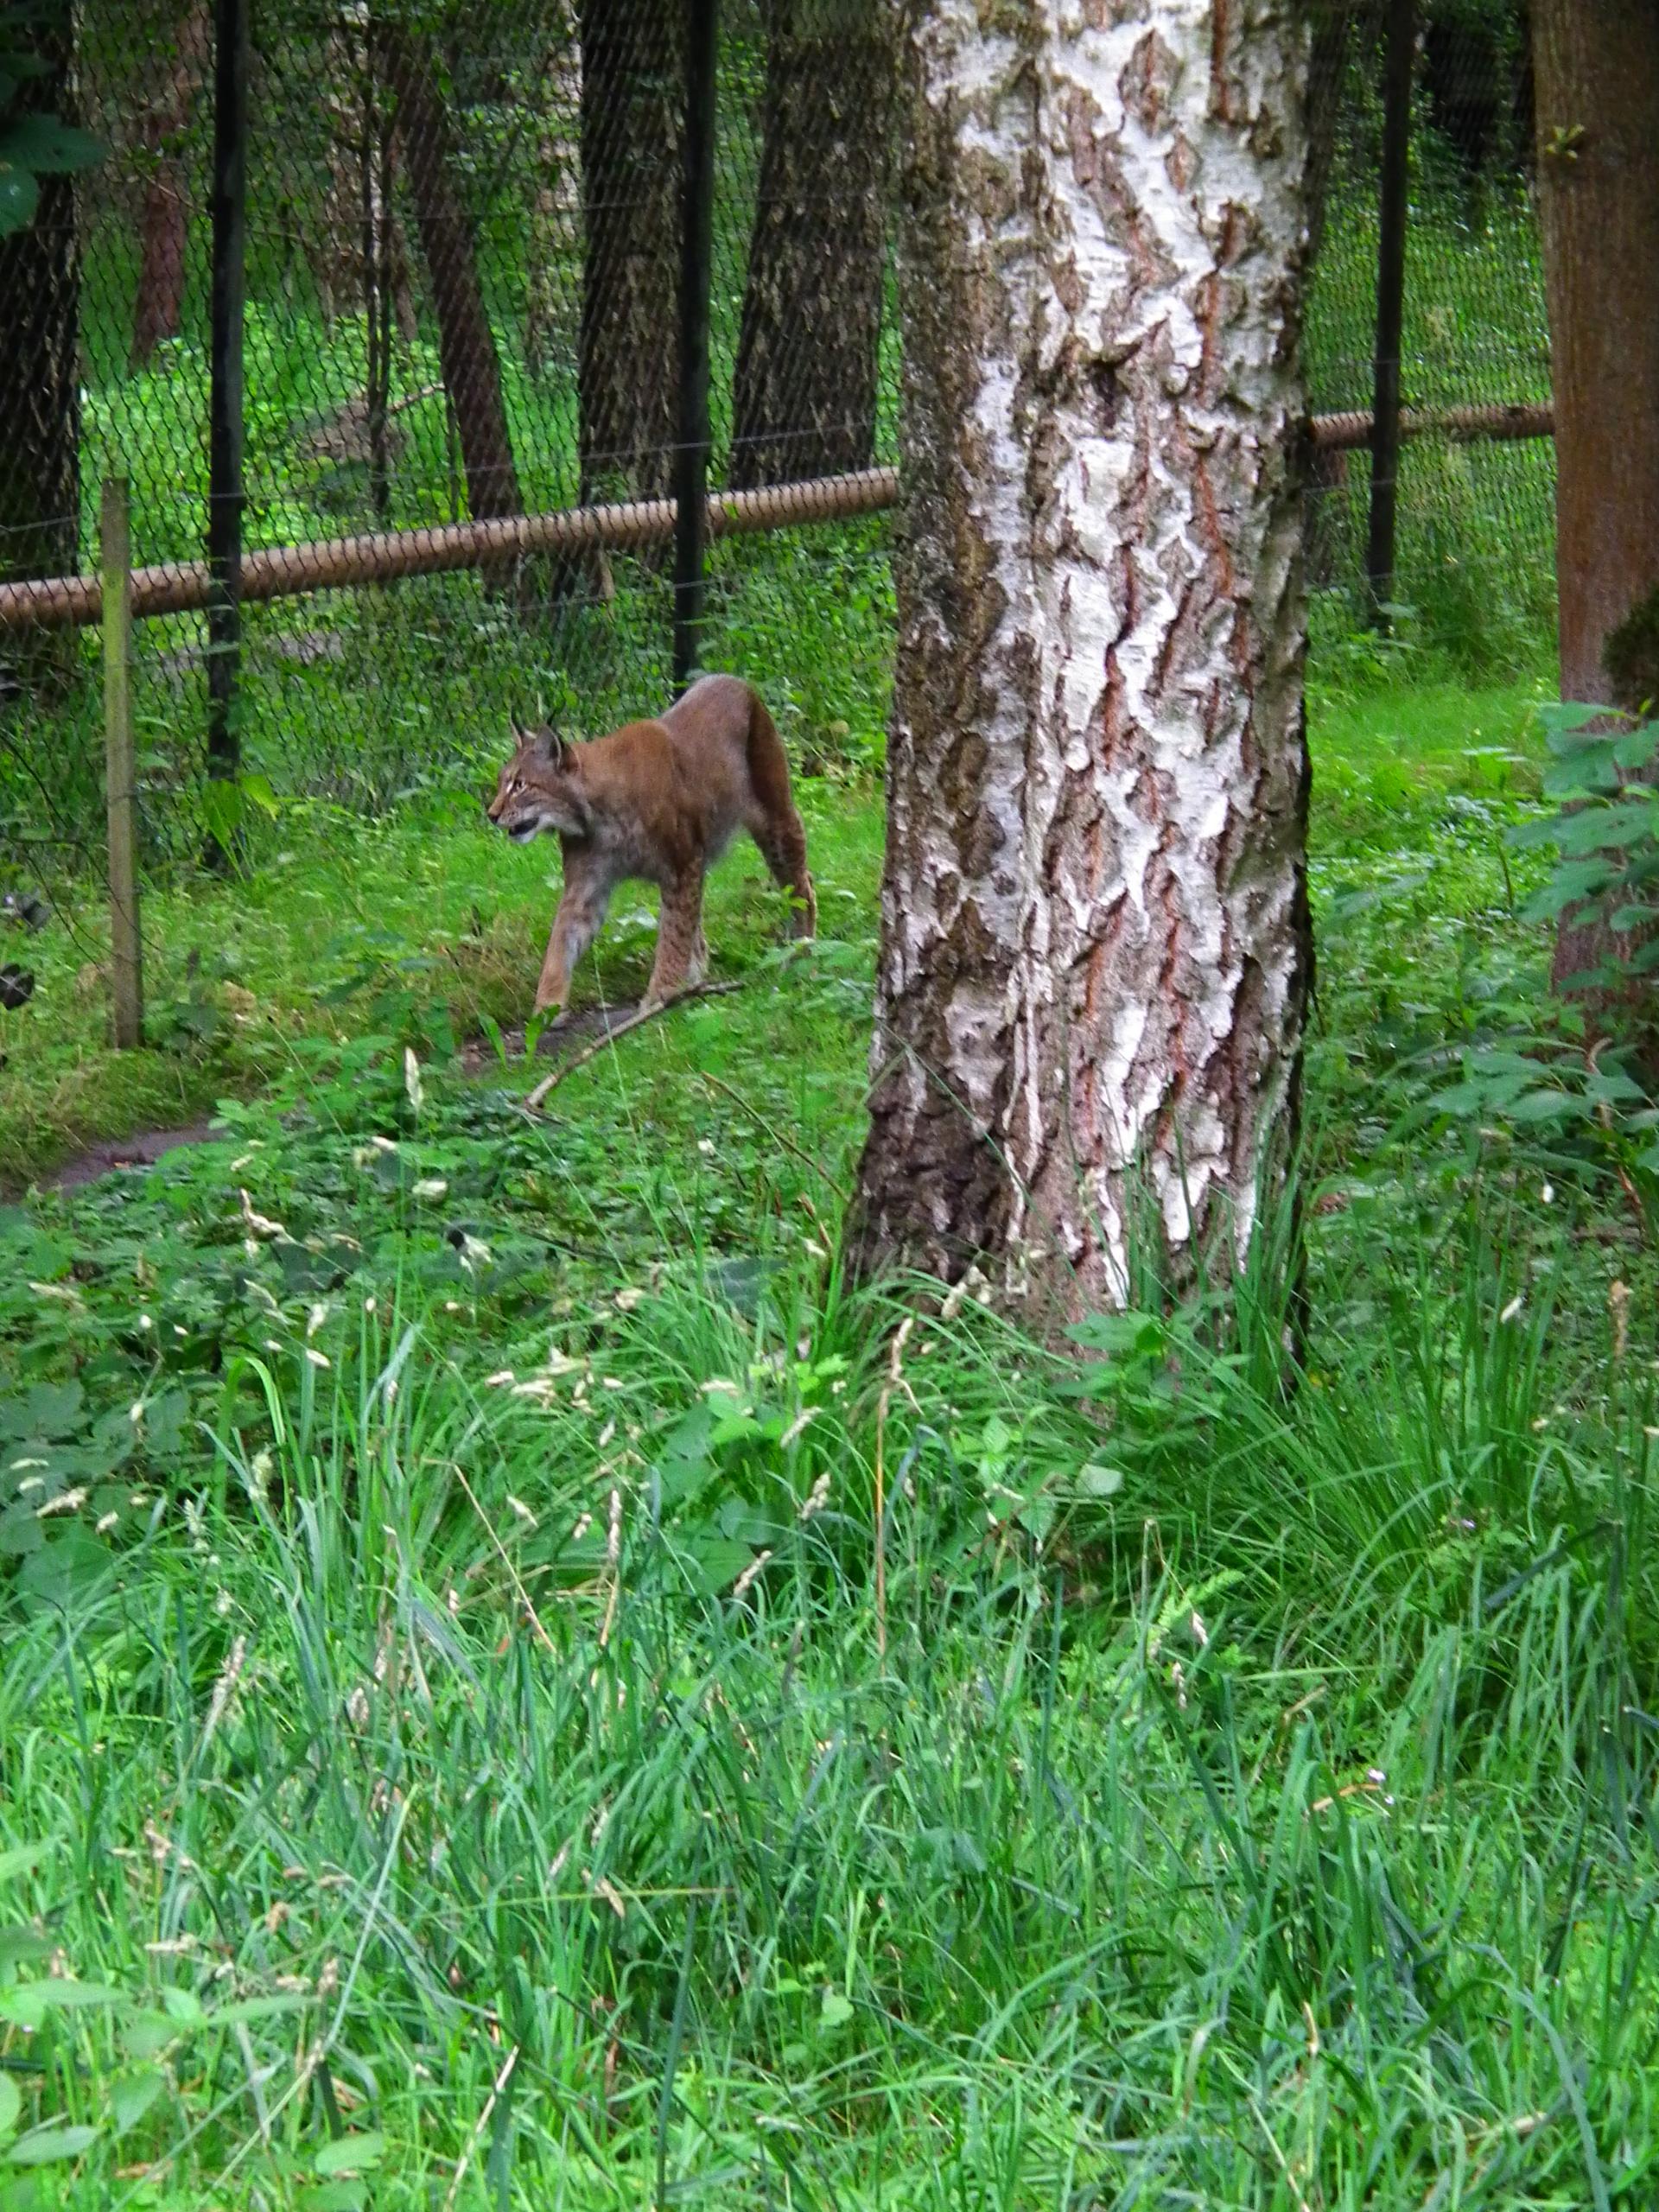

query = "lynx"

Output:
[[487, 673, 817, 1017]]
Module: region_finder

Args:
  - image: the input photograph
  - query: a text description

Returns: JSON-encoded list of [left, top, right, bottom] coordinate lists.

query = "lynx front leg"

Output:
[[534, 882, 610, 1016], [644, 869, 705, 1007]]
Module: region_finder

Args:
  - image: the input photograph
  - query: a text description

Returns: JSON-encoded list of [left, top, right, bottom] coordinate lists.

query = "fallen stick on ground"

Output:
[[523, 979, 746, 1110]]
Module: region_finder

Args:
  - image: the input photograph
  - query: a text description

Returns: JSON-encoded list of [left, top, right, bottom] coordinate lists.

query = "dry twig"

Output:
[[523, 980, 746, 1111]]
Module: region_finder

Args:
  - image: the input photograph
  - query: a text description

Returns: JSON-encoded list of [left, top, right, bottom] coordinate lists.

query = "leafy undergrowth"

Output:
[[5, 670, 1659, 2207]]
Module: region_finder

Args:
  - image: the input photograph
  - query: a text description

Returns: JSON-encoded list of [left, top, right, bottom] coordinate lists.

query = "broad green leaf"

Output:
[[15, 1531, 112, 1608], [121, 2012, 179, 2063], [1541, 701, 1618, 742], [818, 1990, 854, 2030], [109, 2069, 165, 2136], [314, 2131, 387, 2177], [199, 779, 245, 851], [1507, 1090, 1575, 1125], [0, 115, 104, 173], [1077, 1464, 1124, 1498], [3, 2123, 99, 2167], [1, 1981, 123, 2028], [205, 1993, 308, 2030], [0, 2076, 19, 2141], [1066, 1311, 1163, 1359], [301, 2183, 367, 2212], [674, 1530, 752, 1597]]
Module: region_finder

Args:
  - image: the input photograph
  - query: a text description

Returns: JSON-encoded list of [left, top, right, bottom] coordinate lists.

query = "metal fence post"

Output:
[[1366, 0, 1414, 626], [206, 0, 249, 861], [672, 0, 718, 695], [101, 478, 143, 1050]]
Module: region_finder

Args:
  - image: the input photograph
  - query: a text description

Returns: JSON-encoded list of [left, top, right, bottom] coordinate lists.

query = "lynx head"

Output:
[[487, 721, 590, 842]]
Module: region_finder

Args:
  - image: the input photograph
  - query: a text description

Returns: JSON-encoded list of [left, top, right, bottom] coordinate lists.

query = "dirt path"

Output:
[[35, 1120, 222, 1196]]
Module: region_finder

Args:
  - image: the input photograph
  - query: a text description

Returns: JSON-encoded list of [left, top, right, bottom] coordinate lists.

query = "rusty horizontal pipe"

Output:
[[0, 466, 902, 632], [0, 404, 1557, 634], [1308, 400, 1554, 453]]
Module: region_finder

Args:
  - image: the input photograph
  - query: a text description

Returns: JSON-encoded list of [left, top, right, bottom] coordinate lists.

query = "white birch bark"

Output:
[[850, 0, 1313, 1312]]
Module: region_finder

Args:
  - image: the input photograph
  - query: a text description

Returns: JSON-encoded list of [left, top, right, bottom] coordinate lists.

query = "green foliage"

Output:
[[2, 666, 1658, 2204], [0, 5, 103, 238], [1305, 179, 1554, 682], [1512, 705, 1659, 1004]]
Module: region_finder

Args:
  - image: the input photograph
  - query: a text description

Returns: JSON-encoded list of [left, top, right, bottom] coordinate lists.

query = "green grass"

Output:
[[5, 651, 1659, 2206], [1, 95, 1630, 2209]]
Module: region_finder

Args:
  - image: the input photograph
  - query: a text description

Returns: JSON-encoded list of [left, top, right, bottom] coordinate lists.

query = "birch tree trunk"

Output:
[[848, 0, 1313, 1313]]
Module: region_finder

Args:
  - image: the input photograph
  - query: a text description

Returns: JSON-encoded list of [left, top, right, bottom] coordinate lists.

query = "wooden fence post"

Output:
[[101, 475, 143, 1051]]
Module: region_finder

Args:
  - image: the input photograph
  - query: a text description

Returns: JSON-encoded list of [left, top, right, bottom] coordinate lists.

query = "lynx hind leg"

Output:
[[645, 870, 705, 1007], [741, 690, 816, 939], [753, 809, 816, 939]]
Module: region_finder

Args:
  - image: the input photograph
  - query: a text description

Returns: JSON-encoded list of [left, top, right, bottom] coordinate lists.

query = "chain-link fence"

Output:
[[1305, 0, 1551, 659], [0, 0, 1550, 904]]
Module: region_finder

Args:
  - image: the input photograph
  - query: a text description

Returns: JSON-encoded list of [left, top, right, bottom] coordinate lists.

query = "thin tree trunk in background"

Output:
[[524, 13, 580, 379], [131, 0, 209, 368], [1532, 0, 1659, 1003], [848, 0, 1313, 1313], [380, 24, 523, 537], [315, 10, 414, 346], [362, 19, 393, 523], [576, 0, 682, 504], [0, 10, 81, 700], [729, 0, 893, 489]]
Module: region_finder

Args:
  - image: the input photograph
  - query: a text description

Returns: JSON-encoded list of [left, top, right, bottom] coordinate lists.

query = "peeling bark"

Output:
[[848, 0, 1313, 1315]]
